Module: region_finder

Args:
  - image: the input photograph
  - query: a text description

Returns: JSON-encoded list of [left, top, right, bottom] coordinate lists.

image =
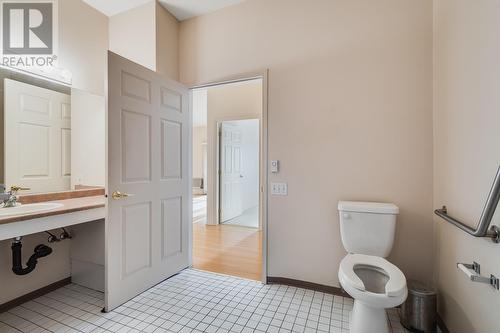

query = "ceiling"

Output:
[[83, 0, 246, 20], [83, 0, 151, 17], [158, 0, 245, 21]]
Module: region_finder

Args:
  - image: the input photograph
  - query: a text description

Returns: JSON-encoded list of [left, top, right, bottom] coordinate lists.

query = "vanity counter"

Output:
[[0, 195, 106, 225], [0, 193, 106, 241]]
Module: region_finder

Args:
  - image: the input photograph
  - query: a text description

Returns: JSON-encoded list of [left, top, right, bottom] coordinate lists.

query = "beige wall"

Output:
[[433, 1, 500, 332], [109, 1, 157, 71], [59, 0, 108, 95], [109, 1, 180, 80], [0, 0, 108, 305], [180, 0, 434, 285], [206, 81, 262, 225], [156, 2, 179, 81]]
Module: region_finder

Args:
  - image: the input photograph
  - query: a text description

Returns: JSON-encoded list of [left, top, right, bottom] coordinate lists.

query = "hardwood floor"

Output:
[[193, 222, 262, 281]]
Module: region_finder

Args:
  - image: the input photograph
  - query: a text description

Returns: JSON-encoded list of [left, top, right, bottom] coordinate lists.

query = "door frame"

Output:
[[189, 70, 269, 284]]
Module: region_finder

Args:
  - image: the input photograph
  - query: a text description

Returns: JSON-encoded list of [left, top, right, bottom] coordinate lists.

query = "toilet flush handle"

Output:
[[343, 213, 351, 219]]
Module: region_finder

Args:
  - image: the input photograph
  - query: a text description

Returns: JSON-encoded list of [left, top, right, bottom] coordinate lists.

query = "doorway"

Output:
[[190, 77, 266, 282]]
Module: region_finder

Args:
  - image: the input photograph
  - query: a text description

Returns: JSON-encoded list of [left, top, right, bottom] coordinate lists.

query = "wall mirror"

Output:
[[0, 68, 105, 196]]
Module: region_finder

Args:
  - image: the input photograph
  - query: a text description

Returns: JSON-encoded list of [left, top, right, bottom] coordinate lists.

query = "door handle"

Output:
[[10, 185, 30, 193], [112, 191, 132, 200]]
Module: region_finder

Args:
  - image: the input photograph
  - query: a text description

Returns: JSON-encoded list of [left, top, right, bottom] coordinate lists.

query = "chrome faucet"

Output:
[[0, 184, 10, 204], [0, 185, 30, 208]]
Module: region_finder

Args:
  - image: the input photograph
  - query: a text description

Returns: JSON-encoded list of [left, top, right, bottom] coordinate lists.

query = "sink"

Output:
[[0, 203, 64, 217]]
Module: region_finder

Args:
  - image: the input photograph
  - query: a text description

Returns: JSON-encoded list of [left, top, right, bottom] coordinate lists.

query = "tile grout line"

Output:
[[1, 269, 409, 333]]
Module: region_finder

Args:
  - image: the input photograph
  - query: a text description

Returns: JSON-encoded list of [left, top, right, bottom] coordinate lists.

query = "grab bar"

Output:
[[434, 165, 500, 243]]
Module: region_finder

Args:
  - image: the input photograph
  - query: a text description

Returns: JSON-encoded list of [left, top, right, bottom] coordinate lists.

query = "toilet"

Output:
[[337, 201, 407, 333]]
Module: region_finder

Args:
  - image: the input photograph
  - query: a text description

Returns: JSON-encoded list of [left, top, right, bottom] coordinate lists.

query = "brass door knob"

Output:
[[10, 186, 30, 193], [112, 191, 132, 200]]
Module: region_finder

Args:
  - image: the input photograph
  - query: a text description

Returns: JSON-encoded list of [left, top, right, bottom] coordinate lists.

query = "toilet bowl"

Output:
[[337, 201, 407, 333], [339, 254, 407, 333]]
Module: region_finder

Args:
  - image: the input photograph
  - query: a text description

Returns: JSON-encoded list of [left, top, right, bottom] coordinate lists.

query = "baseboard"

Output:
[[437, 314, 450, 333], [267, 276, 351, 298], [0, 277, 71, 313]]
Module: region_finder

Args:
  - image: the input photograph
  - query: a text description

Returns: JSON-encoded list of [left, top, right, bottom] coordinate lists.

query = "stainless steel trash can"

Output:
[[400, 280, 437, 332]]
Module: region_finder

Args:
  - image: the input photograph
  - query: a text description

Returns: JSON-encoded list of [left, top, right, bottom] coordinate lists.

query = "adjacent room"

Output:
[[191, 80, 263, 281], [0, 1, 498, 333]]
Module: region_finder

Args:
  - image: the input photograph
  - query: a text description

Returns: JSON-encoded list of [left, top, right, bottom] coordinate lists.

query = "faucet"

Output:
[[0, 185, 30, 208], [0, 184, 10, 204]]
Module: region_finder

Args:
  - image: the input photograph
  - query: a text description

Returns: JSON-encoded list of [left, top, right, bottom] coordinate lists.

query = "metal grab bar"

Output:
[[434, 165, 500, 243]]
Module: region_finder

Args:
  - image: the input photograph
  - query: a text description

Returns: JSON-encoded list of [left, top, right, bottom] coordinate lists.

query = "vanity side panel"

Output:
[[70, 219, 105, 292]]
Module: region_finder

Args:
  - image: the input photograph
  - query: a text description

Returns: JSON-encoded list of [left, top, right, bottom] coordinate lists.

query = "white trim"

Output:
[[190, 76, 263, 90], [261, 70, 269, 284], [187, 89, 194, 267]]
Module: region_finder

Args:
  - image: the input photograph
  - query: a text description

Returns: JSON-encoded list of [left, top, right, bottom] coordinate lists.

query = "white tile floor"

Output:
[[0, 269, 411, 333]]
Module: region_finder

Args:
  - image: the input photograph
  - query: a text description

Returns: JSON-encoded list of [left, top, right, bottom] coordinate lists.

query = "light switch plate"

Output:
[[271, 160, 279, 173], [271, 182, 287, 196]]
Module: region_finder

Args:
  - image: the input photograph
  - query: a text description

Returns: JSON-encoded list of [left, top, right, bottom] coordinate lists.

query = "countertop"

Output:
[[0, 196, 106, 225]]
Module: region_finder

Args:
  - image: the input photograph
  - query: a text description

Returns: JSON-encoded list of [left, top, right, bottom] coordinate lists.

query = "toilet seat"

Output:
[[339, 254, 406, 297]]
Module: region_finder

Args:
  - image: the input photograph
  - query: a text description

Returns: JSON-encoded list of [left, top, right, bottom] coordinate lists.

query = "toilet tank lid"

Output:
[[338, 201, 399, 214]]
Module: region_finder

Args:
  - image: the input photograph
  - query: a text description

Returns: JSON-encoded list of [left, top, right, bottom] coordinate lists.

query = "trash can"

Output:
[[400, 280, 437, 332]]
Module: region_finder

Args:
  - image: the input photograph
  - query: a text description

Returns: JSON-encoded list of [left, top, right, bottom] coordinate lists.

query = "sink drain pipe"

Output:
[[11, 237, 53, 275]]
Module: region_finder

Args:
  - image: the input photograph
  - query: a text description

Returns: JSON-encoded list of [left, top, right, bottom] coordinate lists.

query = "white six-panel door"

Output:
[[220, 122, 243, 222], [4, 79, 71, 193], [106, 52, 190, 311]]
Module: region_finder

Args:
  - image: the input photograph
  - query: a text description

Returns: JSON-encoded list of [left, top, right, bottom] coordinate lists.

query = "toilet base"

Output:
[[350, 300, 389, 333]]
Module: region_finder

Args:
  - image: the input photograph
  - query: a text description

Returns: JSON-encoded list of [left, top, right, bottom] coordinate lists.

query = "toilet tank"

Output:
[[338, 201, 399, 257]]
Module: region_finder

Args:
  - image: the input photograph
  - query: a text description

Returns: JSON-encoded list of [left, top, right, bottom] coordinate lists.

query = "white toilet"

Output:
[[337, 201, 407, 333]]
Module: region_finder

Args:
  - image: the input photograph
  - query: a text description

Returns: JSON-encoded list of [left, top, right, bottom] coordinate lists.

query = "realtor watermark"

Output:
[[1, 0, 58, 68]]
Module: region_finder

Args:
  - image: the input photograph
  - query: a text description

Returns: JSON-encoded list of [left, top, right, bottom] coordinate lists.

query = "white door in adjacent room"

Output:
[[220, 122, 243, 222]]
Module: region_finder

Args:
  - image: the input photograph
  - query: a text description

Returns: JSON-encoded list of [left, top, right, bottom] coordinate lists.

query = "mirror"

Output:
[[0, 68, 105, 195]]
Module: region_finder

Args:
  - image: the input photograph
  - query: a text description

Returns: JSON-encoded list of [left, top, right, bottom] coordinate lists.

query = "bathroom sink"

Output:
[[0, 203, 64, 217]]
